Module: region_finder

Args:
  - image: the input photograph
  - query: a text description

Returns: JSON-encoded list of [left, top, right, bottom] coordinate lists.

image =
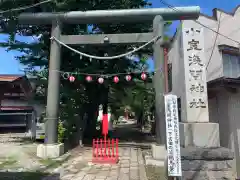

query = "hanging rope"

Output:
[[50, 35, 160, 60]]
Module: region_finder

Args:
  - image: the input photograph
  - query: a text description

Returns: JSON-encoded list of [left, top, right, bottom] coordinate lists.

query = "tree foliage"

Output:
[[0, 0, 169, 144]]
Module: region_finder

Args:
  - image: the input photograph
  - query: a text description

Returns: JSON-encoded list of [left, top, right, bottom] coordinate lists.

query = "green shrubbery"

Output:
[[57, 120, 66, 143]]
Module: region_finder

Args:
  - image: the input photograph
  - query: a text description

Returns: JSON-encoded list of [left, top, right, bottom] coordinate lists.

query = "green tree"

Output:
[[0, 0, 153, 142], [0, 0, 170, 144]]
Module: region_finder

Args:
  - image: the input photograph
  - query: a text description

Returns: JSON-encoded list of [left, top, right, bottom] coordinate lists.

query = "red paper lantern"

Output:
[[113, 76, 119, 83], [125, 75, 132, 81], [85, 75, 92, 82], [141, 72, 147, 80], [98, 77, 104, 84], [69, 75, 75, 82]]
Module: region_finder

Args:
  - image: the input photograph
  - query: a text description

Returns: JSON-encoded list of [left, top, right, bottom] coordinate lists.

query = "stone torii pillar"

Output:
[[17, 7, 200, 158], [45, 21, 62, 145]]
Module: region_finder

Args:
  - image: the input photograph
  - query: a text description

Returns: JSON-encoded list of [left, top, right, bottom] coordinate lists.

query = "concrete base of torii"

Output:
[[144, 144, 167, 167], [179, 122, 220, 147], [37, 143, 65, 159], [179, 122, 235, 179]]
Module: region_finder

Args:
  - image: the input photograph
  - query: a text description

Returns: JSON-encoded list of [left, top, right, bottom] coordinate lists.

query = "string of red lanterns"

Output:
[[68, 72, 147, 83]]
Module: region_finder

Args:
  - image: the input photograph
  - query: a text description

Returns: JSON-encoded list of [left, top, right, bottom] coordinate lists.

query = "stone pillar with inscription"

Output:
[[179, 27, 220, 147], [179, 27, 234, 180]]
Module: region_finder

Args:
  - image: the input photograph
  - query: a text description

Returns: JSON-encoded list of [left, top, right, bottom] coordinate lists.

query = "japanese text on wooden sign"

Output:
[[165, 94, 182, 177]]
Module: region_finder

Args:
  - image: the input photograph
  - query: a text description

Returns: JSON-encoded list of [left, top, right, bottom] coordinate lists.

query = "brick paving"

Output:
[[60, 146, 147, 180]]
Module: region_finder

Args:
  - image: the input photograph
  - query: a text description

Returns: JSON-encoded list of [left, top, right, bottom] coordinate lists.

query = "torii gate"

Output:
[[18, 7, 200, 158]]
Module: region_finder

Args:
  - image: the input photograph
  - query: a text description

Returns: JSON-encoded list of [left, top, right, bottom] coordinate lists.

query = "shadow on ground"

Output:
[[81, 122, 155, 149], [113, 123, 155, 142], [90, 122, 155, 149], [0, 172, 60, 180]]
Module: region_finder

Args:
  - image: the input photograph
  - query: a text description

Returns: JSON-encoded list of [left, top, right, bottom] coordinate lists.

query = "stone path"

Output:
[[59, 146, 147, 180], [56, 120, 152, 180]]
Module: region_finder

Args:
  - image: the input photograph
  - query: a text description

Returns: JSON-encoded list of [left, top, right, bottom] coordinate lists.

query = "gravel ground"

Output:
[[145, 165, 167, 180], [0, 122, 164, 180], [0, 141, 70, 180], [0, 142, 41, 170]]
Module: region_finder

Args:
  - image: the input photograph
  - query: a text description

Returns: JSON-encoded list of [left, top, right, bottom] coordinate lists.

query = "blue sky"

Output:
[[0, 0, 239, 75]]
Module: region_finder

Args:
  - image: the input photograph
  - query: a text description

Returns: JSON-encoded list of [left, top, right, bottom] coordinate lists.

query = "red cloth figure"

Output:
[[102, 114, 108, 135]]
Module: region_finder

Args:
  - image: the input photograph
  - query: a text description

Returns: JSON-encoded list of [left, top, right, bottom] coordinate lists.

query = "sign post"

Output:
[[164, 94, 182, 179]]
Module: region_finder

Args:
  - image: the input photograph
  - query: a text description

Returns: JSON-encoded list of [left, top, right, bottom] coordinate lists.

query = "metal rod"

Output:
[[18, 7, 200, 24], [0, 124, 26, 127], [153, 15, 166, 145], [164, 48, 169, 93], [45, 21, 62, 144], [0, 113, 32, 115]]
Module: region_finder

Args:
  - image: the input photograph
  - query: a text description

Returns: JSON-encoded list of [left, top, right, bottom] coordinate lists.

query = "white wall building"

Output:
[[168, 5, 240, 175]]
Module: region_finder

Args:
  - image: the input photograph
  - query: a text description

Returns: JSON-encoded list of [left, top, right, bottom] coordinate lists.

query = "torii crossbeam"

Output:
[[18, 7, 200, 24]]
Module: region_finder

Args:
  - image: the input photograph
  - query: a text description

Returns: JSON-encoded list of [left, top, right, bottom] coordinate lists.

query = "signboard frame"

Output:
[[165, 94, 182, 178]]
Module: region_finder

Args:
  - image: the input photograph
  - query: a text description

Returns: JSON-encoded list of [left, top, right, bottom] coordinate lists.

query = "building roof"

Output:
[[200, 5, 240, 21], [208, 77, 240, 89], [0, 74, 25, 82], [0, 106, 33, 111], [0, 74, 33, 99], [168, 5, 240, 47], [218, 44, 240, 55]]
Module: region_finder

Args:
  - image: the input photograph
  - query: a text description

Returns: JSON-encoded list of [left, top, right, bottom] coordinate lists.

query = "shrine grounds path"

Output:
[[53, 120, 166, 180], [57, 120, 155, 180], [0, 120, 166, 180]]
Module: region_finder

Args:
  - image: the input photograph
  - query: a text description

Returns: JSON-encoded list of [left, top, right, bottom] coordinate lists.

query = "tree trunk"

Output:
[[75, 113, 85, 147], [151, 120, 156, 135], [84, 84, 100, 140], [103, 86, 109, 114], [84, 102, 98, 139]]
